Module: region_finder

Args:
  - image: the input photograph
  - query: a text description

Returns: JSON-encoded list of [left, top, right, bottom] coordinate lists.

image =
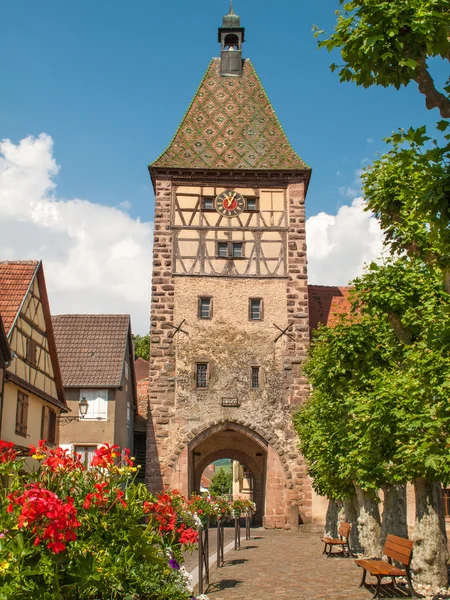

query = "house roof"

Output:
[[52, 314, 131, 388], [308, 285, 353, 334], [0, 261, 39, 335], [150, 58, 310, 173], [134, 357, 149, 382]]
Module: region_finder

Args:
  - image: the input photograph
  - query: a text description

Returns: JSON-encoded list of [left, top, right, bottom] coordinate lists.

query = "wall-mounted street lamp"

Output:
[[58, 396, 89, 425]]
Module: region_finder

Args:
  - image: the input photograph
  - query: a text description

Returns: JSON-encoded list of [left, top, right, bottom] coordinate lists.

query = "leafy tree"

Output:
[[314, 0, 450, 117], [134, 334, 150, 360], [295, 257, 450, 583], [362, 123, 450, 292], [208, 468, 232, 497]]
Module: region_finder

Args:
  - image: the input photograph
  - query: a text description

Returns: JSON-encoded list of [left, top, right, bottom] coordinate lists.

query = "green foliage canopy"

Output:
[[362, 123, 450, 292], [134, 334, 150, 361], [209, 468, 232, 497], [315, 0, 450, 117]]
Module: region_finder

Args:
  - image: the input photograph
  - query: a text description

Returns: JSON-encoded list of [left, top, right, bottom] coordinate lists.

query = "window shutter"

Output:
[[48, 409, 56, 445], [41, 406, 48, 440]]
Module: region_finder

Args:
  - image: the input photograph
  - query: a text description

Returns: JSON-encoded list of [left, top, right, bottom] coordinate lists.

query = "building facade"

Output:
[[52, 314, 136, 461], [0, 261, 67, 449], [146, 8, 314, 527]]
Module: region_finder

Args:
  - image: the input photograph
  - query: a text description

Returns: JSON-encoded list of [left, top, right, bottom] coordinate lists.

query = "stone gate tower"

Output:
[[146, 5, 312, 528]]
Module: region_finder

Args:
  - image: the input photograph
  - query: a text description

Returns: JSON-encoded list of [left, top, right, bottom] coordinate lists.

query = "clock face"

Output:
[[215, 189, 245, 218]]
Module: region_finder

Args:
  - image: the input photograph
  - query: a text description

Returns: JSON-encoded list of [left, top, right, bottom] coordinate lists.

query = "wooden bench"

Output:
[[321, 522, 352, 557], [355, 534, 416, 598]]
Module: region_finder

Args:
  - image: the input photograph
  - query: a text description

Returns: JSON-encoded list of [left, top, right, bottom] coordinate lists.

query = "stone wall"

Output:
[[146, 177, 312, 526], [146, 179, 176, 491]]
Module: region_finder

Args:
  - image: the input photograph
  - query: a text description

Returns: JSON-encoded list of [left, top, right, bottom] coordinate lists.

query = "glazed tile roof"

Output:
[[151, 58, 309, 171], [52, 314, 130, 388], [0, 261, 39, 334], [308, 285, 353, 334], [134, 357, 149, 382]]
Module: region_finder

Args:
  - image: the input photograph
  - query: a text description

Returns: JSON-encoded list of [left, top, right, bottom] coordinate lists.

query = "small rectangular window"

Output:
[[246, 198, 258, 211], [217, 242, 228, 258], [198, 297, 212, 319], [16, 391, 29, 437], [196, 363, 208, 388], [26, 339, 37, 366], [124, 361, 129, 380], [80, 389, 108, 420], [202, 197, 214, 210], [251, 366, 260, 388], [75, 445, 97, 469], [249, 298, 262, 320], [232, 242, 243, 258]]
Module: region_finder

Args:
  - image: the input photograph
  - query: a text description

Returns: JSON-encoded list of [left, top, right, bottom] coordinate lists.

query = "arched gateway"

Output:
[[146, 6, 313, 528]]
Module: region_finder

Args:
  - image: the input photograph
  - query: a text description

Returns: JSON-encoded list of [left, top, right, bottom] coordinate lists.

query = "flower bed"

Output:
[[0, 441, 205, 600]]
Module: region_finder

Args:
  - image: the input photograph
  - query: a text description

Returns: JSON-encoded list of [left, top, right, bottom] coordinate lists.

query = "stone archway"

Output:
[[193, 442, 265, 525], [167, 421, 294, 528]]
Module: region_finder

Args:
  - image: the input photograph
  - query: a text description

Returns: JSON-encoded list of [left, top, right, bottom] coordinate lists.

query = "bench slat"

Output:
[[384, 542, 412, 565], [355, 559, 405, 577], [385, 534, 413, 550]]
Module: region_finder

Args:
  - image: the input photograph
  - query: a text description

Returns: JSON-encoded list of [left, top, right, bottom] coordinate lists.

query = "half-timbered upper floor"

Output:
[[0, 261, 67, 447]]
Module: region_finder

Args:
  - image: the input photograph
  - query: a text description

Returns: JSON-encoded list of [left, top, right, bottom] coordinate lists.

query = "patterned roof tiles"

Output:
[[0, 261, 39, 334], [308, 285, 353, 335], [151, 58, 309, 172], [52, 314, 130, 388]]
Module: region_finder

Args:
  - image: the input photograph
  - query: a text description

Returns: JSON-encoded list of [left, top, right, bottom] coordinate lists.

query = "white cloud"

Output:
[[0, 134, 153, 334], [306, 197, 384, 286]]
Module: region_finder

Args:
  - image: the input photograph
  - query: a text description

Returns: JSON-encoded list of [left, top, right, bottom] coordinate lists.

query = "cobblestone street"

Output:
[[198, 529, 412, 600]]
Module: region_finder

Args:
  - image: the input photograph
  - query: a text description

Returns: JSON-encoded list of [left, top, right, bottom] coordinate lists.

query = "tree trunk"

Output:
[[354, 486, 382, 557], [343, 494, 362, 554], [412, 478, 449, 588], [381, 484, 408, 546], [324, 499, 340, 538], [415, 60, 450, 118]]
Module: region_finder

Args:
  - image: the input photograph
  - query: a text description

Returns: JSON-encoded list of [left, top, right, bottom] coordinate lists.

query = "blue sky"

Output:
[[0, 1, 447, 333], [1, 0, 445, 220]]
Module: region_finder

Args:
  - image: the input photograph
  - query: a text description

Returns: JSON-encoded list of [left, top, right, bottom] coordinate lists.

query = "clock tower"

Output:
[[146, 4, 312, 528]]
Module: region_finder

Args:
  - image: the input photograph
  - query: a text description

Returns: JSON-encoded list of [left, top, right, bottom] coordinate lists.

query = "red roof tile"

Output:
[[0, 261, 39, 334], [308, 285, 353, 334], [134, 357, 149, 382], [52, 314, 130, 388]]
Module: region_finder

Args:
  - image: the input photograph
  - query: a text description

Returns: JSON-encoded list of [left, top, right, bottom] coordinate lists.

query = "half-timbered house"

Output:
[[0, 261, 67, 448]]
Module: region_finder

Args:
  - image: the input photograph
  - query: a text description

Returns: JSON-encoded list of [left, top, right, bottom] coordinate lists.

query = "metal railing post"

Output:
[[234, 515, 241, 551], [198, 526, 203, 595]]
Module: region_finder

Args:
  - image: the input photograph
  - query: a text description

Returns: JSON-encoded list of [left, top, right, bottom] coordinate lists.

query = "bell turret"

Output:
[[218, 1, 245, 77]]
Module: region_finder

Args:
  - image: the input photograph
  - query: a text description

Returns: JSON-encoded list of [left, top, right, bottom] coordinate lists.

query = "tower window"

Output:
[[198, 297, 212, 319], [249, 298, 263, 320], [251, 366, 260, 388], [246, 198, 258, 211], [232, 242, 243, 258], [217, 241, 245, 258], [202, 197, 214, 211], [217, 242, 228, 257], [196, 363, 208, 389]]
